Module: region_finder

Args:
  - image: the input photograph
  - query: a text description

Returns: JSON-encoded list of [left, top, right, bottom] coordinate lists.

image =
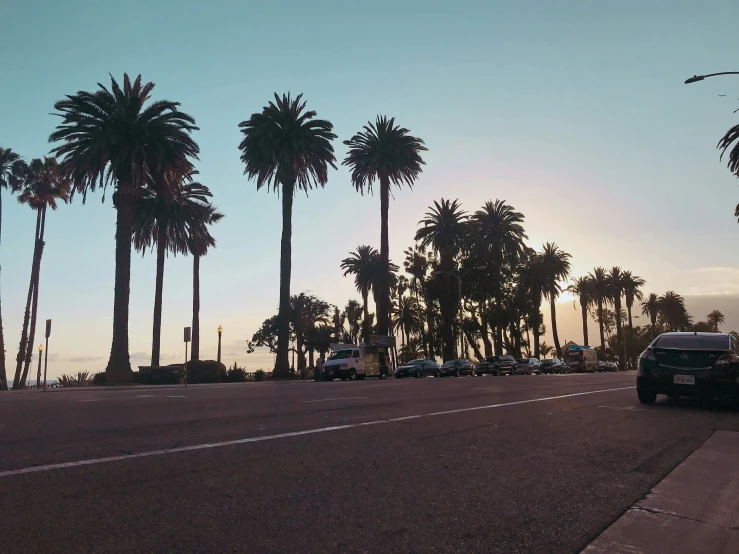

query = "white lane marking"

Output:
[[301, 396, 368, 403], [135, 395, 156, 398], [166, 395, 186, 398], [79, 399, 106, 402], [598, 405, 647, 411], [473, 387, 501, 391], [0, 386, 634, 478]]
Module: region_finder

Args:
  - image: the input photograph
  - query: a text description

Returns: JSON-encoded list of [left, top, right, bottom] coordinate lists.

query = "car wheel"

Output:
[[379, 372, 387, 380], [416, 370, 422, 379], [638, 389, 657, 404], [349, 369, 357, 381], [455, 369, 460, 377], [435, 370, 441, 378]]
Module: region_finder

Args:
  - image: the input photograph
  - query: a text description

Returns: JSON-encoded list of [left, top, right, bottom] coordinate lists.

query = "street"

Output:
[[2, 373, 738, 553]]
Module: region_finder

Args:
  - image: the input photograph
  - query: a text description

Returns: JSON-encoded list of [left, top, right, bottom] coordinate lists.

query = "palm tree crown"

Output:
[[415, 199, 468, 259]]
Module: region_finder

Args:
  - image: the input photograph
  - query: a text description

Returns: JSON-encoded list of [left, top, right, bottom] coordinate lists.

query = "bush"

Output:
[[93, 372, 106, 386], [187, 360, 227, 384], [135, 366, 181, 385], [254, 369, 266, 382], [226, 366, 248, 382]]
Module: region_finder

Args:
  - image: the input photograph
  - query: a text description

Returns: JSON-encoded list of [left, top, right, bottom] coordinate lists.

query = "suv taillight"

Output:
[[640, 349, 656, 361], [715, 354, 736, 365]]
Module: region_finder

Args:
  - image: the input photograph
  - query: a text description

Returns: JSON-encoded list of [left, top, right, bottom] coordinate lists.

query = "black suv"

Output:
[[476, 355, 516, 376]]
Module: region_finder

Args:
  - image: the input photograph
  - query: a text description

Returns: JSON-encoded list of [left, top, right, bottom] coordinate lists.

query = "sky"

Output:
[[2, 0, 739, 378]]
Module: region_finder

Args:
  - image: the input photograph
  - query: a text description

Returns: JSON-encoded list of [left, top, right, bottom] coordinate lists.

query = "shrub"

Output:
[[58, 372, 94, 387], [226, 366, 248, 382], [187, 360, 227, 384], [93, 372, 106, 386], [135, 366, 181, 385], [254, 369, 266, 382]]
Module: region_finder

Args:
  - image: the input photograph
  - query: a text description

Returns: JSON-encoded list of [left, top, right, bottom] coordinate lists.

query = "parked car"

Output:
[[395, 359, 440, 379], [440, 359, 476, 377], [515, 358, 540, 375], [637, 332, 739, 404], [476, 355, 517, 376], [599, 361, 617, 372], [540, 358, 566, 374]]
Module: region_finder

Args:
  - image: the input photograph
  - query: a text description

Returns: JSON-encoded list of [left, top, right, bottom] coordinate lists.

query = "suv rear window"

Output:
[[655, 335, 729, 350], [502, 355, 515, 362]]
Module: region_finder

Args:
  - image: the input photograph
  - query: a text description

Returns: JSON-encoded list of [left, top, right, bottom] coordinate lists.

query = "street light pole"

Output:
[[684, 72, 739, 84], [36, 344, 43, 389], [217, 324, 223, 382]]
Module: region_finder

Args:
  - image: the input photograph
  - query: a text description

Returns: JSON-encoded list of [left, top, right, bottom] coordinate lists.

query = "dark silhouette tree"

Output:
[[540, 243, 571, 359], [50, 74, 199, 383], [567, 276, 594, 347], [343, 116, 427, 338], [640, 293, 660, 339], [588, 267, 610, 351], [341, 245, 382, 343], [238, 93, 336, 378]]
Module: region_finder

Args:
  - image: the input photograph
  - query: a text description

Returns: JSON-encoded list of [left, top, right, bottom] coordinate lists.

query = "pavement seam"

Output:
[[630, 506, 739, 530]]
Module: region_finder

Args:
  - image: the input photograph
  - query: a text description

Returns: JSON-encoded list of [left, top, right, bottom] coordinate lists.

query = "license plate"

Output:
[[674, 374, 695, 385]]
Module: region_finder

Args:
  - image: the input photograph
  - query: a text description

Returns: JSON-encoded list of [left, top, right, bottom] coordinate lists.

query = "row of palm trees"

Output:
[[1, 76, 223, 388]]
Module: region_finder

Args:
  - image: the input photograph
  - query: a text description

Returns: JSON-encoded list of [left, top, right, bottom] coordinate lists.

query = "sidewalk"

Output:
[[40, 380, 317, 393], [581, 430, 739, 554]]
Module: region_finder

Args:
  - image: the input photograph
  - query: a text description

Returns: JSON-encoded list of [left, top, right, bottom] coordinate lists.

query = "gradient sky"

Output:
[[2, 0, 739, 377]]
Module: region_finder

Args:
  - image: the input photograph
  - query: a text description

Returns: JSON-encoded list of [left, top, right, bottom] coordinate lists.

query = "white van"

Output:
[[321, 343, 389, 381]]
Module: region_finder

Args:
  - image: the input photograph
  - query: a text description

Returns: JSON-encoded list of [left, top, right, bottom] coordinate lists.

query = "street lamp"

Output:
[[433, 266, 486, 359], [36, 344, 43, 389], [684, 72, 739, 84], [217, 325, 223, 382]]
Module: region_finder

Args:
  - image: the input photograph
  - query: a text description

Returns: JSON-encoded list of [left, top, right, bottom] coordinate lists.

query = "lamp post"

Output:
[[36, 344, 43, 389], [217, 324, 223, 382], [684, 72, 739, 84], [433, 266, 486, 359]]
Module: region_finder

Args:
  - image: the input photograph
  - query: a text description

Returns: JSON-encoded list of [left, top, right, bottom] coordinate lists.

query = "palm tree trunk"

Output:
[[361, 287, 370, 343], [425, 298, 435, 359], [191, 253, 201, 361], [274, 183, 294, 378], [525, 325, 532, 357], [479, 295, 493, 357], [550, 294, 562, 358], [0, 267, 6, 390], [463, 326, 484, 361], [615, 298, 625, 371], [150, 235, 166, 366], [378, 175, 390, 337], [21, 207, 47, 385], [651, 314, 656, 339], [533, 314, 541, 359], [440, 265, 455, 362], [13, 209, 41, 389], [105, 194, 135, 383], [580, 301, 589, 346], [597, 300, 605, 351]]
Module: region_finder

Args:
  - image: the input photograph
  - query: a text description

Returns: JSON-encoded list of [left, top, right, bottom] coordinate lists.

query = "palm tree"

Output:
[[187, 202, 223, 362], [13, 157, 70, 388], [540, 243, 571, 358], [608, 267, 628, 370], [470, 200, 527, 356], [393, 295, 423, 348], [622, 271, 646, 331], [707, 310, 725, 333], [403, 245, 432, 356], [641, 293, 660, 339], [540, 342, 553, 359], [0, 147, 26, 390], [343, 116, 427, 338], [50, 74, 199, 383], [415, 199, 468, 361], [341, 246, 382, 343], [718, 121, 739, 177], [238, 93, 336, 378], [133, 180, 217, 365], [567, 276, 594, 347], [657, 291, 692, 331], [342, 300, 363, 343], [588, 267, 610, 351]]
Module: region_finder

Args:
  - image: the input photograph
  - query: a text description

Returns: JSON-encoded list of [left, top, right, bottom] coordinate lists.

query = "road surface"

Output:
[[2, 372, 738, 553]]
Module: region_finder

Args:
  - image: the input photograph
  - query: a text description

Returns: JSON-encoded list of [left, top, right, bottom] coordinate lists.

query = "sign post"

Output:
[[43, 319, 51, 391], [183, 327, 191, 386]]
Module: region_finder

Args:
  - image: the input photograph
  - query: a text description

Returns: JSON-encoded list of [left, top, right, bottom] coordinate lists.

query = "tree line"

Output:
[[2, 71, 739, 386]]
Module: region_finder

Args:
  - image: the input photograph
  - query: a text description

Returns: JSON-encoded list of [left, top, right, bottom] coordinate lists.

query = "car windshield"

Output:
[[517, 358, 529, 363], [328, 349, 353, 360], [407, 359, 425, 366], [442, 361, 456, 368], [655, 334, 729, 350], [541, 360, 553, 366]]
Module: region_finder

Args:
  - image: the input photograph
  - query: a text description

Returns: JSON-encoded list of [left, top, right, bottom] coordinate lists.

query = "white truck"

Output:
[[321, 343, 389, 381]]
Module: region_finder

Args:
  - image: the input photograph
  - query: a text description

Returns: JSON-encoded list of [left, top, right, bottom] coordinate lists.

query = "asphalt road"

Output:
[[2, 372, 738, 553]]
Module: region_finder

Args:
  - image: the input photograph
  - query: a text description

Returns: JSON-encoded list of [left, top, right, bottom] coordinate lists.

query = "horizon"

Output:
[[3, 1, 739, 379]]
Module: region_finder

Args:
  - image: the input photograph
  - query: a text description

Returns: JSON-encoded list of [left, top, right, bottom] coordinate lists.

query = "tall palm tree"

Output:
[[186, 202, 223, 362], [0, 147, 26, 390], [13, 157, 70, 388], [133, 180, 216, 365], [343, 116, 427, 338], [415, 199, 468, 361], [567, 276, 594, 347], [540, 243, 571, 358], [718, 121, 739, 177], [657, 291, 692, 331], [393, 296, 423, 348], [341, 246, 381, 343], [622, 271, 646, 331], [641, 293, 660, 339], [50, 74, 199, 383], [342, 300, 363, 343], [588, 267, 610, 351], [403, 245, 433, 356], [238, 93, 336, 378], [470, 200, 527, 356], [707, 310, 725, 333], [608, 267, 628, 370]]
